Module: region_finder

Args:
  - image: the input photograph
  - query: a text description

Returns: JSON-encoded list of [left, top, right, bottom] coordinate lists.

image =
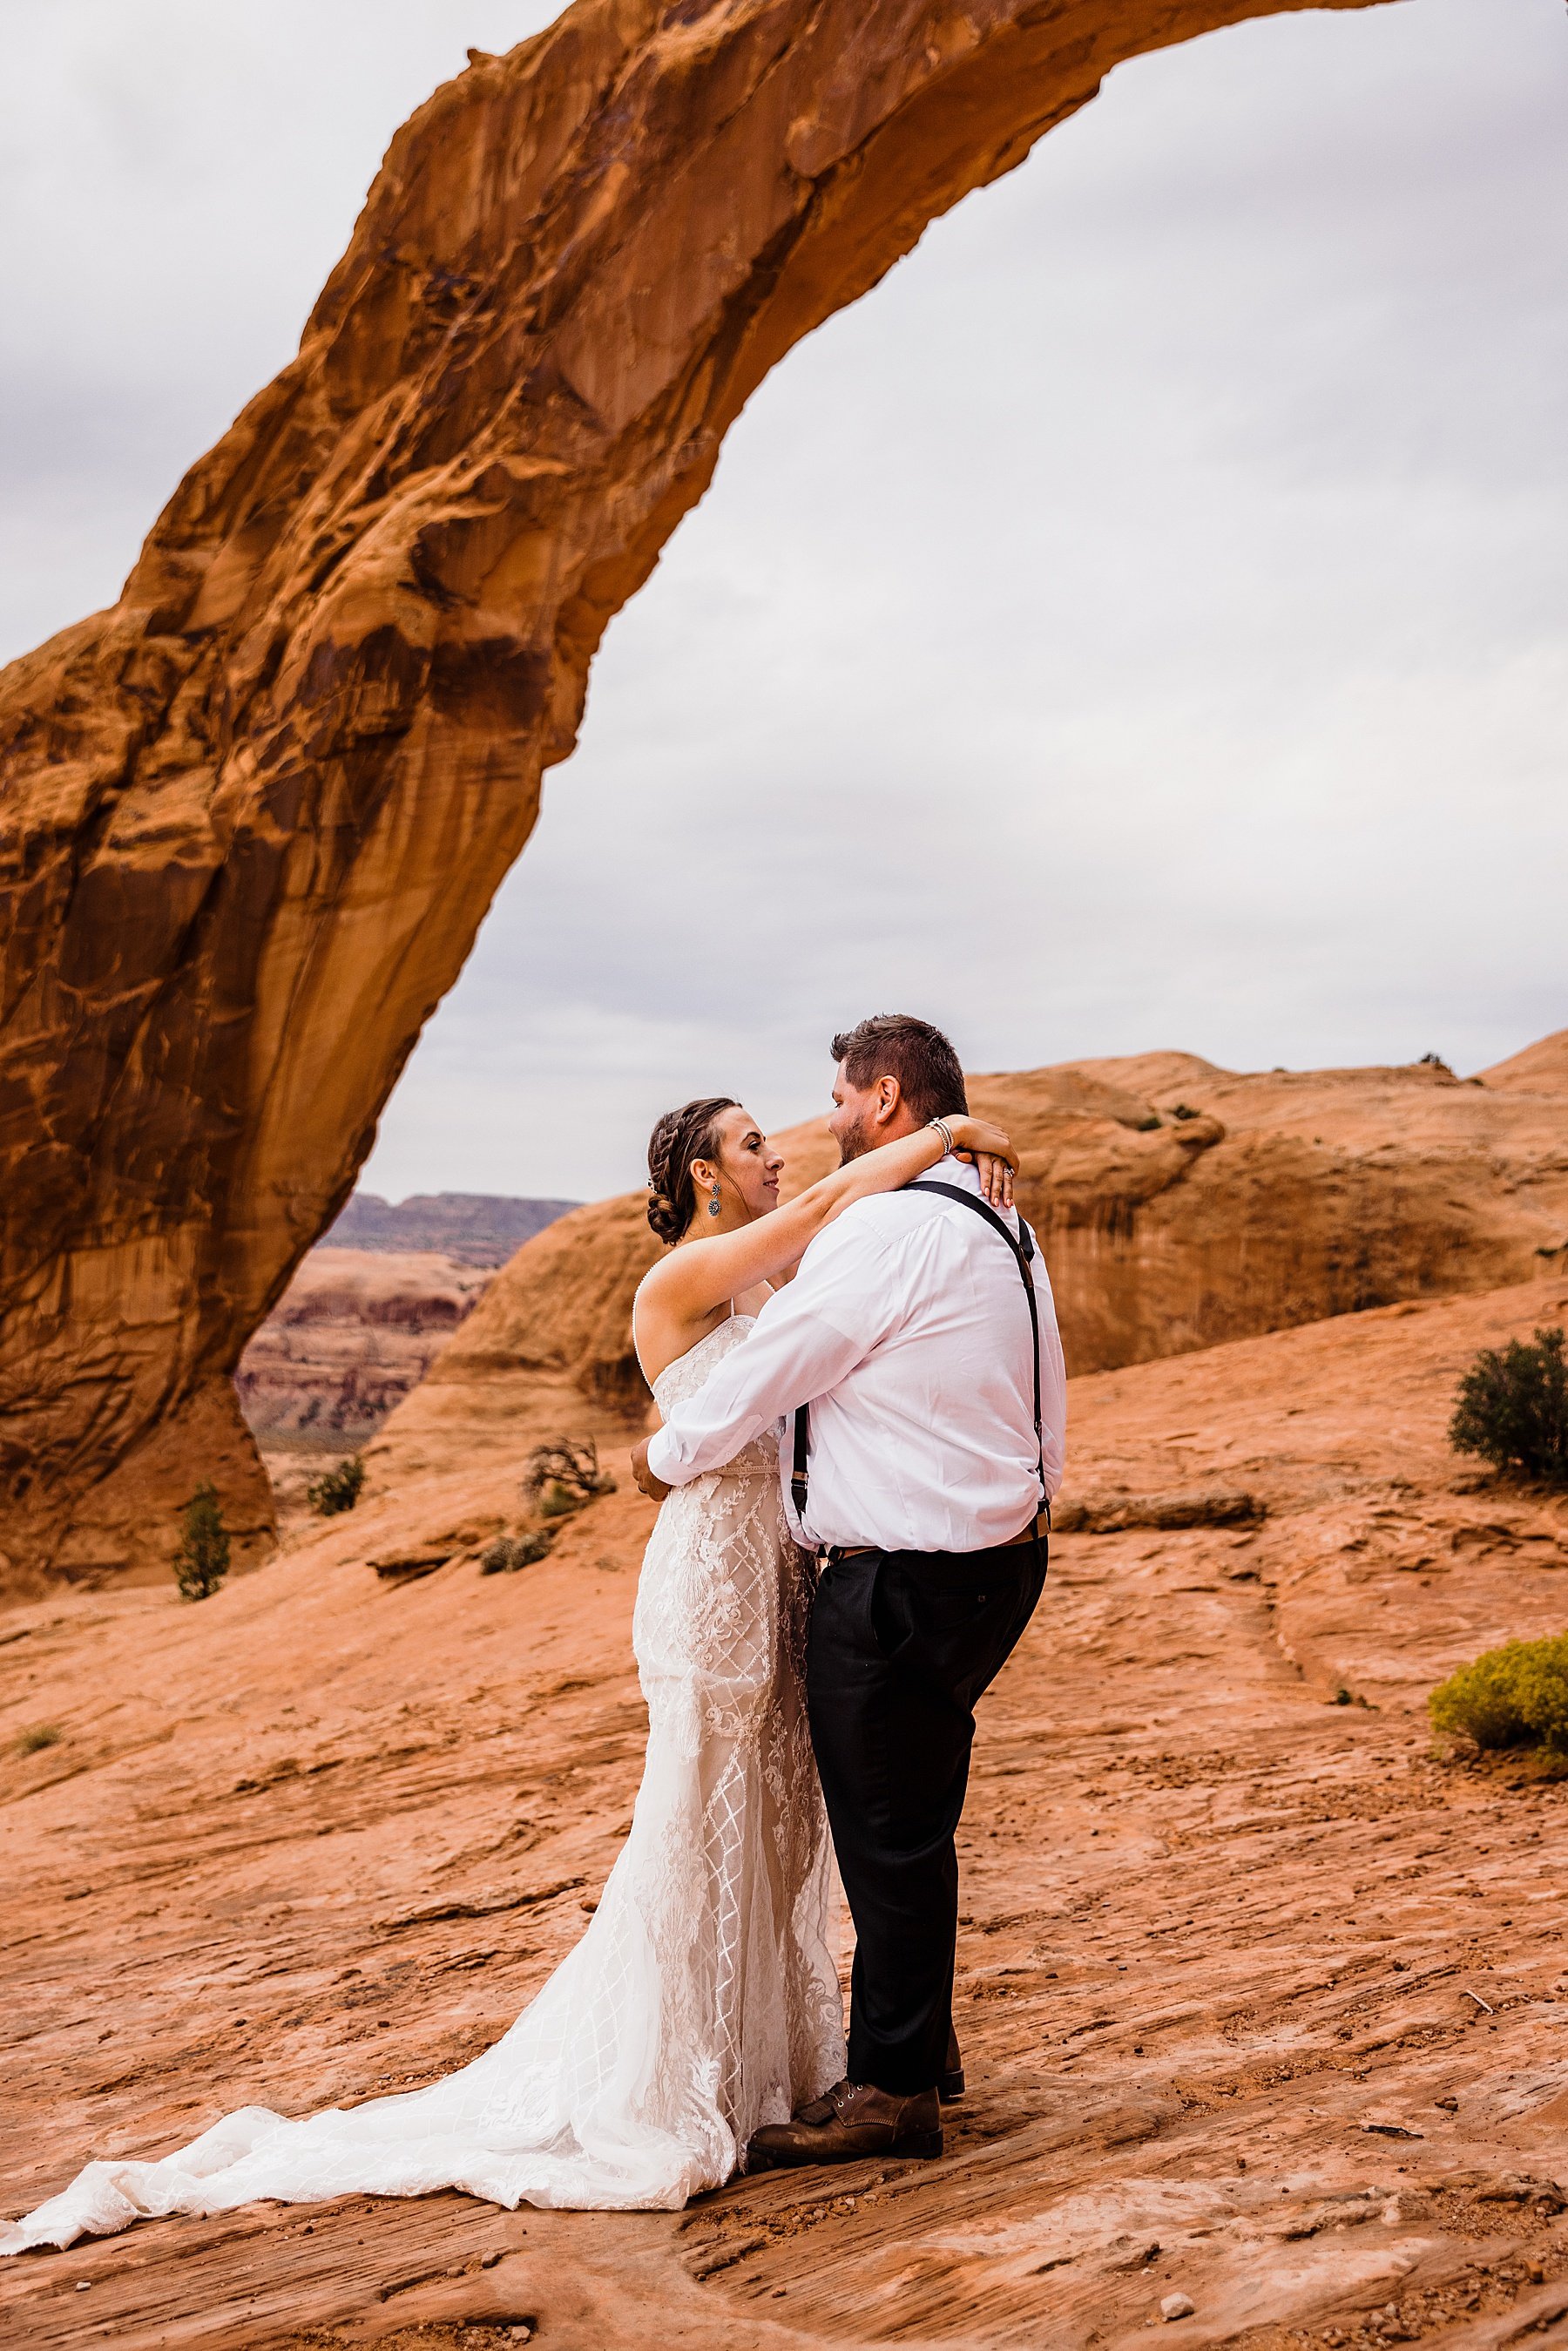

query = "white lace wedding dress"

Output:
[[2, 1317, 843, 2254]]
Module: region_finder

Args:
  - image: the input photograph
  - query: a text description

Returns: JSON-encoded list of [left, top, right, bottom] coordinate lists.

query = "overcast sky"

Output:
[[3, 0, 1564, 1201]]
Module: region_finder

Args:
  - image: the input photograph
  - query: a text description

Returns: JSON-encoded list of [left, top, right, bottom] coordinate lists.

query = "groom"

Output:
[[633, 1013, 1066, 2168]]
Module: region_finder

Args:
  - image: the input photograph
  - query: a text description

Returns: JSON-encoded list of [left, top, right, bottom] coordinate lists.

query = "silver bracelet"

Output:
[[928, 1116, 955, 1155]]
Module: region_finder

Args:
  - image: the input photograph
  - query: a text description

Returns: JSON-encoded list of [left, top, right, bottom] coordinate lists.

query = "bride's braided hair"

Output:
[[646, 1096, 737, 1245]]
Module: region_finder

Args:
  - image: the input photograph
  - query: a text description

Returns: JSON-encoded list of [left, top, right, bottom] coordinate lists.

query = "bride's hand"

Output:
[[948, 1114, 1016, 1169], [968, 1149, 1015, 1209], [946, 1116, 1017, 1207]]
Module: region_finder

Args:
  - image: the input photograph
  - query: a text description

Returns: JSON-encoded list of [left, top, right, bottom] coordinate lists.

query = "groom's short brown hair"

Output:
[[830, 1014, 969, 1123]]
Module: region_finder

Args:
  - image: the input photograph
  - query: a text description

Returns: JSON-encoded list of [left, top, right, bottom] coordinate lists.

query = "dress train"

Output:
[[3, 1318, 841, 2253]]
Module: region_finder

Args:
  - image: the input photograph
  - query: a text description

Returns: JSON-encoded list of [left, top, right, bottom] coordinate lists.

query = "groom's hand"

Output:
[[630, 1439, 671, 1502]]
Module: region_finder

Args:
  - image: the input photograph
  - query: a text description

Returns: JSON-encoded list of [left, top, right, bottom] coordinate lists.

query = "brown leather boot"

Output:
[[941, 2021, 964, 2104], [747, 2079, 943, 2171]]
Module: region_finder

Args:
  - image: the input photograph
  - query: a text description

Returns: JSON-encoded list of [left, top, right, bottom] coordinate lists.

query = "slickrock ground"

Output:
[[5, 1273, 1566, 2349], [374, 1038, 1568, 1496]]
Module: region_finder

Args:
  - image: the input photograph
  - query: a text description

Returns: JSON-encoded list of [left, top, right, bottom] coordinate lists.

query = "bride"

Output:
[[3, 1095, 1016, 2252]]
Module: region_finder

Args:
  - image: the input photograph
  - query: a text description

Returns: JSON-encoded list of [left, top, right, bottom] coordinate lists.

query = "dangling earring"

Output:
[[708, 1187, 722, 1217]]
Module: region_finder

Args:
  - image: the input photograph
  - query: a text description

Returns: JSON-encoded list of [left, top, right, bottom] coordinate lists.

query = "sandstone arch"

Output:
[[0, 0, 1394, 1581]]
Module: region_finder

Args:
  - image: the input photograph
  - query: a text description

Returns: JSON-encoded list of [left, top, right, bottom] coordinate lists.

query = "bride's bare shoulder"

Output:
[[634, 1253, 681, 1309]]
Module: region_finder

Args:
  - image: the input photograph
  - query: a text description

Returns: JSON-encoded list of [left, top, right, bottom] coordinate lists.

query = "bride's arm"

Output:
[[639, 1116, 1016, 1325]]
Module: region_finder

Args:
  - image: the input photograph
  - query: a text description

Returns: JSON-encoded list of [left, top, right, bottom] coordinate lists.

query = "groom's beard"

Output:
[[836, 1112, 876, 1167]]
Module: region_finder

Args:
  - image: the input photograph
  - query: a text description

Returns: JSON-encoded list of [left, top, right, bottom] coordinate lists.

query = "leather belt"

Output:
[[819, 1513, 1050, 1567]]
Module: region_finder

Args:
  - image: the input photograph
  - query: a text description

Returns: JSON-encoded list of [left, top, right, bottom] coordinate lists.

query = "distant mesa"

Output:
[[321, 1192, 578, 1268]]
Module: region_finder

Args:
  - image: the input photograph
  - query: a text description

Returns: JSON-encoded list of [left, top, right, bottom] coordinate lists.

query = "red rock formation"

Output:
[[968, 1040, 1568, 1372], [0, 0, 1393, 1582], [375, 1039, 1568, 1490], [1471, 1026, 1568, 1096]]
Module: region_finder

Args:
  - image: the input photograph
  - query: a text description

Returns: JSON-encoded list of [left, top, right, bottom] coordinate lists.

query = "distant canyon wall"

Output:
[[236, 1249, 491, 1444], [0, 0, 1397, 1582]]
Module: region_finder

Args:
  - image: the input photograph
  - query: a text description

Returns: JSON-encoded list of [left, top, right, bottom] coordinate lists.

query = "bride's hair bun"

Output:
[[646, 1096, 737, 1244]]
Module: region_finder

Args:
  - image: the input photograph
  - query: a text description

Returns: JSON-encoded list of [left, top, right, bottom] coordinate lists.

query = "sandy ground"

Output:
[[3, 1276, 1567, 2350]]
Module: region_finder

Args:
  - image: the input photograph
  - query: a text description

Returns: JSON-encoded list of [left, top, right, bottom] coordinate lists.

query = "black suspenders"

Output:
[[789, 1386, 814, 1525], [788, 1182, 1049, 1535]]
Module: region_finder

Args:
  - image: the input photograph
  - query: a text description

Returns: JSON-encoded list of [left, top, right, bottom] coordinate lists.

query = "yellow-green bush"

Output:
[[1429, 1634, 1568, 1756]]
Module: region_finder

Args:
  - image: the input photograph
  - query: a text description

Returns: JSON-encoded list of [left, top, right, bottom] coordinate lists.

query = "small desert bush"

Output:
[[174, 1480, 231, 1602], [480, 1530, 554, 1575], [520, 1437, 616, 1521], [307, 1454, 367, 1516], [1429, 1634, 1568, 1760], [1449, 1326, 1568, 1486], [15, 1723, 63, 1757]]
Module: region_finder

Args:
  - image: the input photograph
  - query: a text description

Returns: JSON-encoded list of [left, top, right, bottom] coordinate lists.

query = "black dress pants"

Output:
[[805, 1536, 1047, 2097]]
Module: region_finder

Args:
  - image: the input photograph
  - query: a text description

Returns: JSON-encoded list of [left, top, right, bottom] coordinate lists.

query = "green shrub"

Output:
[[15, 1723, 63, 1757], [307, 1454, 367, 1517], [1429, 1634, 1568, 1758], [1449, 1327, 1568, 1485], [477, 1440, 617, 1572], [520, 1437, 616, 1519], [480, 1530, 554, 1575], [174, 1481, 231, 1601]]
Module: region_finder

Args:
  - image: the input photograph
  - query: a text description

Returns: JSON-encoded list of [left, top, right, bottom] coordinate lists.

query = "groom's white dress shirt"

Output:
[[645, 1154, 1067, 1555]]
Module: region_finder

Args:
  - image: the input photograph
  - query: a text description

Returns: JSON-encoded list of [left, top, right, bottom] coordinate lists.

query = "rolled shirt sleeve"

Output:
[[645, 1216, 902, 1488]]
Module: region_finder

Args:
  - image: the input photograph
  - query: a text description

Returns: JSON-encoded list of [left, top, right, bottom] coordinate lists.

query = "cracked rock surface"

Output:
[[3, 1270, 1566, 2347]]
